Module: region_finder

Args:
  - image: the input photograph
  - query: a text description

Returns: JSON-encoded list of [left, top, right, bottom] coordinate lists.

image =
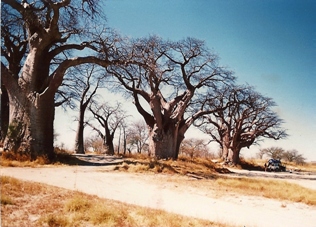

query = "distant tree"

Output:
[[117, 119, 129, 155], [84, 135, 105, 154], [283, 149, 306, 165], [196, 85, 287, 165], [88, 101, 127, 155], [106, 36, 234, 159], [126, 120, 149, 154], [63, 65, 106, 154], [260, 147, 285, 160], [256, 149, 266, 159], [179, 138, 211, 159]]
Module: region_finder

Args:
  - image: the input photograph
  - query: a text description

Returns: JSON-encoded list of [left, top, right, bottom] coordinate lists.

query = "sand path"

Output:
[[1, 165, 315, 227]]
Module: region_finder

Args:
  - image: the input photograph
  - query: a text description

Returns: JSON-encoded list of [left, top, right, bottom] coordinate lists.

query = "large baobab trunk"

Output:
[[4, 86, 55, 160], [148, 124, 179, 159], [2, 48, 56, 161], [227, 147, 241, 165], [222, 145, 230, 161], [105, 132, 115, 155], [221, 129, 231, 162]]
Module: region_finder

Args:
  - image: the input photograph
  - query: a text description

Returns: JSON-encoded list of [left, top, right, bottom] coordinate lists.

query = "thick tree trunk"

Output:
[[227, 148, 241, 165], [75, 109, 85, 154], [174, 133, 185, 160], [105, 132, 115, 155], [148, 124, 178, 159], [222, 145, 229, 161], [74, 125, 85, 154], [0, 85, 9, 143], [4, 89, 55, 160], [221, 131, 230, 162], [105, 140, 114, 155]]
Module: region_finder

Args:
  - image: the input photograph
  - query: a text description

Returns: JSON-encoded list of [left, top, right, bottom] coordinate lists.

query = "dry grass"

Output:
[[0, 151, 50, 167], [115, 154, 228, 179], [284, 161, 316, 172], [1, 176, 231, 227], [0, 148, 78, 167], [214, 177, 316, 205]]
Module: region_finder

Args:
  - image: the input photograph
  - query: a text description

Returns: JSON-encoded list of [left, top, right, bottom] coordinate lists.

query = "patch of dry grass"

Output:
[[1, 176, 231, 227], [115, 154, 225, 179], [0, 151, 49, 167], [214, 177, 316, 205], [285, 161, 316, 172], [0, 148, 78, 167]]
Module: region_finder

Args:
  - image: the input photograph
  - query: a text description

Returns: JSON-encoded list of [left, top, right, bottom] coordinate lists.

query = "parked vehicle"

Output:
[[265, 159, 286, 172]]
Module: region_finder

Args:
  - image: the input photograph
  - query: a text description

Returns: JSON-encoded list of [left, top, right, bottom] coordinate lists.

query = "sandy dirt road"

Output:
[[1, 164, 316, 227]]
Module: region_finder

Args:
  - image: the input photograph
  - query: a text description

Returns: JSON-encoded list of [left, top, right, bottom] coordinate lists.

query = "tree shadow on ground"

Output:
[[54, 152, 124, 166], [54, 152, 233, 180], [239, 159, 266, 171]]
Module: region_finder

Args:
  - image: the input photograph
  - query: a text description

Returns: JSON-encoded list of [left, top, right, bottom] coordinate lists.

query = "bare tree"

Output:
[[256, 149, 266, 159], [117, 119, 129, 155], [196, 85, 287, 165], [84, 135, 104, 154], [282, 149, 306, 165], [126, 120, 149, 154], [106, 36, 234, 159], [260, 147, 285, 160], [179, 138, 211, 159], [88, 101, 127, 155], [1, 0, 124, 160], [63, 64, 106, 154]]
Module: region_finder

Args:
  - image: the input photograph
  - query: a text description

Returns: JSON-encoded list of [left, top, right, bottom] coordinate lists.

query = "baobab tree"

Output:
[[1, 0, 122, 160], [88, 101, 127, 155], [196, 85, 287, 165], [106, 36, 234, 159]]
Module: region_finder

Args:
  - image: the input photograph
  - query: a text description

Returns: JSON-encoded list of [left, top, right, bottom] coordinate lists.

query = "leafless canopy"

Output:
[[195, 84, 288, 163], [107, 36, 234, 129], [104, 36, 235, 158]]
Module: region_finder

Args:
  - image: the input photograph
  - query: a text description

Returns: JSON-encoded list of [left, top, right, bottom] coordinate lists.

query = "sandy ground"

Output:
[[1, 158, 316, 227]]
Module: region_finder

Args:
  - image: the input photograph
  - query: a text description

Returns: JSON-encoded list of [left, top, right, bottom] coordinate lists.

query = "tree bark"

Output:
[[106, 143, 114, 155], [3, 86, 55, 160], [227, 147, 241, 165], [74, 109, 85, 154], [221, 130, 231, 162], [148, 123, 179, 159], [105, 132, 115, 155], [222, 145, 229, 161], [0, 85, 9, 143]]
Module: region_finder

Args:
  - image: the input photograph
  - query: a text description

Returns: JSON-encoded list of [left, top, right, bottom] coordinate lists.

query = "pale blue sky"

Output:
[[56, 0, 316, 160]]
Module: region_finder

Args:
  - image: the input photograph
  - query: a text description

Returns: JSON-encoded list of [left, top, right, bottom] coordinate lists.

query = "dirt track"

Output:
[[1, 156, 316, 227]]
